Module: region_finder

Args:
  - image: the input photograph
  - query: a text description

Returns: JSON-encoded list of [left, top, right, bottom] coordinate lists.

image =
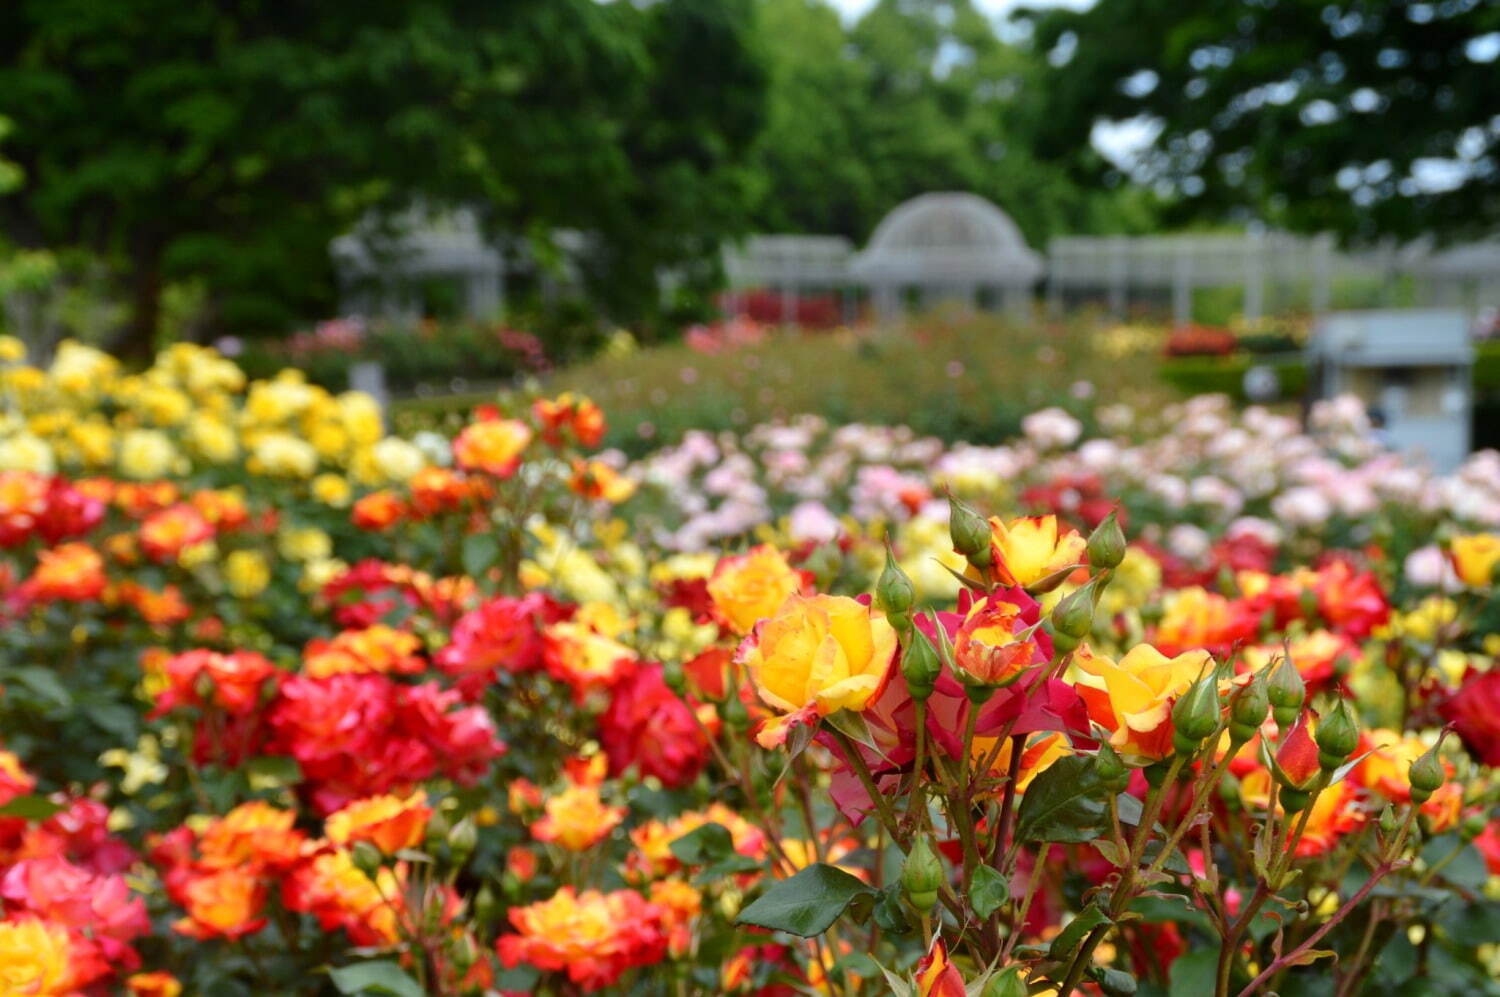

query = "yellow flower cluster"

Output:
[[0, 339, 426, 498]]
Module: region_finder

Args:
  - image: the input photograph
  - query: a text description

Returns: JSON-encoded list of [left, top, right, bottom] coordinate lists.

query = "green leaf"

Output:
[[461, 533, 500, 578], [970, 864, 1010, 920], [670, 822, 735, 866], [328, 961, 424, 997], [245, 755, 302, 787], [1016, 754, 1111, 843], [1047, 903, 1111, 961], [872, 884, 911, 935], [0, 795, 63, 820], [1168, 948, 1219, 997], [11, 667, 71, 709], [736, 862, 876, 937]]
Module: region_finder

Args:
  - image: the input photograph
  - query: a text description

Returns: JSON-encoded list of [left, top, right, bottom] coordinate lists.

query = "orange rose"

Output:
[[1072, 643, 1213, 760], [325, 792, 432, 854], [126, 972, 184, 997], [531, 784, 626, 852], [707, 545, 807, 635], [568, 459, 636, 503], [173, 868, 268, 940], [987, 514, 1086, 591], [26, 542, 107, 602], [351, 490, 405, 530], [740, 594, 898, 749], [453, 417, 532, 477]]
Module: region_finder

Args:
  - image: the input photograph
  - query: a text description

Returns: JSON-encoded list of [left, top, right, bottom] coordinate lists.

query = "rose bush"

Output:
[[0, 335, 1493, 995]]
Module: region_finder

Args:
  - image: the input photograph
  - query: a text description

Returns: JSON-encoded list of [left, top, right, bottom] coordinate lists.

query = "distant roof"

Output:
[[850, 192, 1043, 285]]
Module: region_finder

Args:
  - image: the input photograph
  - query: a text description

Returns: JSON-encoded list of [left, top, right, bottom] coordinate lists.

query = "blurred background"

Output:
[[1, 0, 1497, 457]]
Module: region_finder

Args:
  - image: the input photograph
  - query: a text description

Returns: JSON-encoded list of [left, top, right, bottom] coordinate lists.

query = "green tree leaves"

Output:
[[736, 862, 877, 937]]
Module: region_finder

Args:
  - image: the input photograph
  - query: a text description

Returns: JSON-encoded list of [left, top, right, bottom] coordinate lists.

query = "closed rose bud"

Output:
[[1095, 743, 1129, 792], [902, 628, 942, 702], [1086, 511, 1126, 570], [1050, 583, 1098, 640], [351, 840, 383, 878], [902, 835, 944, 913], [1280, 786, 1312, 813], [876, 546, 915, 622], [1408, 745, 1445, 804], [1267, 658, 1305, 728], [1461, 812, 1487, 840], [1314, 699, 1359, 771], [722, 692, 749, 733], [949, 496, 992, 565], [1171, 671, 1220, 753], [1048, 624, 1079, 656], [449, 816, 478, 860], [1378, 804, 1398, 836], [1229, 674, 1269, 743], [661, 658, 686, 696]]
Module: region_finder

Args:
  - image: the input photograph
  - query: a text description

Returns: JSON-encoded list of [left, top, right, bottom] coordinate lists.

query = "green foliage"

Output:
[[1158, 355, 1309, 402], [327, 961, 424, 997], [523, 313, 1159, 456], [0, 0, 767, 347], [745, 0, 1155, 245], [1028, 0, 1500, 242], [736, 862, 877, 937], [1014, 753, 1114, 844]]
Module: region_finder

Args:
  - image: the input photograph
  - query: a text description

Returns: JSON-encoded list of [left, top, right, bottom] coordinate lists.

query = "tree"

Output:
[[744, 0, 1151, 247], [0, 0, 766, 352], [1027, 0, 1500, 242]]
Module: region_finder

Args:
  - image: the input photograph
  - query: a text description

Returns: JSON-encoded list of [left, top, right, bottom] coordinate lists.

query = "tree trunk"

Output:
[[113, 251, 162, 364]]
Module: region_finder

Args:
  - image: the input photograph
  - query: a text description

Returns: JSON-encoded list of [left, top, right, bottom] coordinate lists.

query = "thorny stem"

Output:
[[1234, 862, 1406, 997]]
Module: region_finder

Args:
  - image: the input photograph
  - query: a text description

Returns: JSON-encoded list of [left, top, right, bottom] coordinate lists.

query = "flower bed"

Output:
[[0, 337, 1495, 995]]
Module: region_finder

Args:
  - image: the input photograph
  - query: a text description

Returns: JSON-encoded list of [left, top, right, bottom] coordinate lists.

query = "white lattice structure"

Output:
[[332, 206, 504, 320], [721, 235, 855, 321], [849, 193, 1044, 320]]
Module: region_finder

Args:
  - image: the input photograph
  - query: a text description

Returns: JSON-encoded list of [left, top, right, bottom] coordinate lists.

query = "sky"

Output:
[[824, 0, 1092, 24]]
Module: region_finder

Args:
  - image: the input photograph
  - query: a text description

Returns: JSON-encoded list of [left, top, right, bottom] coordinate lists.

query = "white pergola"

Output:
[[721, 235, 855, 321], [331, 206, 504, 321], [849, 193, 1044, 320]]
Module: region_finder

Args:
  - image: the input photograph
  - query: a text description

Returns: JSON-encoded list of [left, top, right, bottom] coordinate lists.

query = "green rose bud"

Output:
[[1314, 699, 1359, 772], [1461, 812, 1487, 841], [949, 496, 992, 566], [1095, 742, 1129, 793], [1048, 622, 1080, 656], [448, 816, 478, 861], [901, 628, 942, 702], [1280, 786, 1312, 813], [351, 840, 383, 878], [1229, 673, 1269, 743], [875, 545, 915, 623], [1171, 671, 1221, 753], [1267, 658, 1305, 729], [1377, 805, 1399, 836], [1086, 511, 1127, 570], [902, 835, 944, 913], [1408, 745, 1445, 804], [1050, 582, 1099, 639]]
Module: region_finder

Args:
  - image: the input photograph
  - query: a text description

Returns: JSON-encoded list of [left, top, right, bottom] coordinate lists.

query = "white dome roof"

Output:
[[850, 192, 1042, 285]]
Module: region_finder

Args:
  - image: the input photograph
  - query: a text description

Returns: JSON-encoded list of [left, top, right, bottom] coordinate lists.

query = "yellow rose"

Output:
[[0, 916, 78, 994], [707, 544, 806, 635], [277, 526, 332, 562], [0, 336, 25, 363], [249, 432, 318, 479], [0, 432, 56, 474], [987, 514, 1087, 590], [1451, 534, 1500, 587], [370, 437, 426, 483], [188, 417, 239, 463], [311, 473, 352, 507], [118, 429, 179, 479], [68, 420, 115, 468], [1071, 643, 1212, 760], [741, 594, 899, 748], [299, 557, 347, 594], [224, 550, 271, 598], [337, 392, 385, 447]]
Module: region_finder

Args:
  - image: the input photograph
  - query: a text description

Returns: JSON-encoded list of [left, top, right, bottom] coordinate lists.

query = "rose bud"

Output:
[[1408, 745, 1446, 805], [948, 496, 992, 567], [902, 835, 944, 913], [876, 545, 915, 628], [1229, 673, 1269, 744], [1171, 671, 1221, 755], [1267, 658, 1305, 729], [902, 627, 943, 702], [1086, 510, 1126, 571], [1314, 699, 1359, 772]]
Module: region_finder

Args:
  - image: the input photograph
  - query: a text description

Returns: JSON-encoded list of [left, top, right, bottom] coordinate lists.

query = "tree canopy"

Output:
[[0, 0, 765, 347], [1027, 0, 1500, 243]]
